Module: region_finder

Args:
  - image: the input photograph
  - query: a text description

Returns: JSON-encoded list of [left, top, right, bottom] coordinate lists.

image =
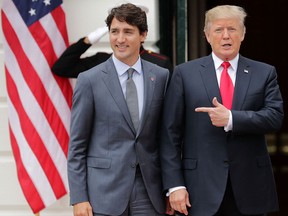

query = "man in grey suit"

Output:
[[68, 3, 170, 216], [160, 5, 283, 216]]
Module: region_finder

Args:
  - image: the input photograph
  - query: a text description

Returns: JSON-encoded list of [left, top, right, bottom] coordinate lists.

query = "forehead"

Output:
[[210, 18, 241, 28], [110, 18, 137, 30]]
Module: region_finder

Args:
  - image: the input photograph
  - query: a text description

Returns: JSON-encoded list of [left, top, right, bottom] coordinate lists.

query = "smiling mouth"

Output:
[[117, 44, 127, 48], [116, 45, 128, 52]]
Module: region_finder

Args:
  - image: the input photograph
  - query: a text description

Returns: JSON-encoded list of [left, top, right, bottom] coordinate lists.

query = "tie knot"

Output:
[[221, 61, 230, 69], [127, 68, 134, 79]]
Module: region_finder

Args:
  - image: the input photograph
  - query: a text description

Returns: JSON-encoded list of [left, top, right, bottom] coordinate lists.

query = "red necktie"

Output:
[[220, 62, 234, 110]]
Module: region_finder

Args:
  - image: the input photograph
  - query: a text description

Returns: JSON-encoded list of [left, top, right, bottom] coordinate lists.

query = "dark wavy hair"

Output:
[[105, 3, 148, 34]]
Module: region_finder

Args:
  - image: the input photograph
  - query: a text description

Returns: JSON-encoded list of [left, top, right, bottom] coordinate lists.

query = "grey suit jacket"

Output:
[[160, 54, 284, 216], [68, 57, 169, 215]]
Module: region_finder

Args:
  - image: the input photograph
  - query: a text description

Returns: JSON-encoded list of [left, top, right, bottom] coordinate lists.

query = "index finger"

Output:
[[195, 107, 213, 113]]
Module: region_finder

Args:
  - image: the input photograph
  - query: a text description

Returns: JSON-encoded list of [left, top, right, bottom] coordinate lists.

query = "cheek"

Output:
[[208, 38, 218, 46], [206, 34, 221, 45], [109, 35, 114, 42]]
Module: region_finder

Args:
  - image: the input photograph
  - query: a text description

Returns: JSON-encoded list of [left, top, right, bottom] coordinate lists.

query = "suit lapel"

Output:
[[232, 56, 251, 110], [102, 58, 135, 132], [199, 56, 222, 104], [137, 61, 155, 136]]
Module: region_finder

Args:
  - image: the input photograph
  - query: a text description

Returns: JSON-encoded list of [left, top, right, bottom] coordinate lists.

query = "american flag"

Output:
[[1, 0, 72, 213]]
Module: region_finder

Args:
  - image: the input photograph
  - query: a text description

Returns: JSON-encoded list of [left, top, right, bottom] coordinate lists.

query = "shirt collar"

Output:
[[211, 52, 239, 71], [112, 54, 142, 77]]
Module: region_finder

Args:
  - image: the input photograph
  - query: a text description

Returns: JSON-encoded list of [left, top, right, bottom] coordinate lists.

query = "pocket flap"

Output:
[[87, 157, 111, 169], [182, 158, 197, 170]]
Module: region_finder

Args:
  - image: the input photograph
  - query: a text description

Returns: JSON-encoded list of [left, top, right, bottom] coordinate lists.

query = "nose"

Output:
[[117, 33, 125, 43], [223, 29, 230, 38]]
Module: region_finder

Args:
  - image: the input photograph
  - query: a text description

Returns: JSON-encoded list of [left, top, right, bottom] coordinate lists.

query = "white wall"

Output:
[[64, 0, 160, 54], [0, 0, 159, 215]]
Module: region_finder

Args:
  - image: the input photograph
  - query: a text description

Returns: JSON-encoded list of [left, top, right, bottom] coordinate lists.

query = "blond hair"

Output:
[[204, 5, 247, 34]]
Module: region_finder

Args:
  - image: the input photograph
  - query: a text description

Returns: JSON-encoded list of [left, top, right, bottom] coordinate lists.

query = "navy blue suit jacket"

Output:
[[160, 54, 284, 216]]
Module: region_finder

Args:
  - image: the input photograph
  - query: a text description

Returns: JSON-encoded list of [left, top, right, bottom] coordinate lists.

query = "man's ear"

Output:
[[141, 31, 148, 42], [205, 32, 211, 44]]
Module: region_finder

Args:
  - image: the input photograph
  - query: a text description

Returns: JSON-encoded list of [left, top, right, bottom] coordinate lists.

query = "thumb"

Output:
[[88, 207, 93, 216], [186, 193, 191, 207], [212, 97, 221, 107]]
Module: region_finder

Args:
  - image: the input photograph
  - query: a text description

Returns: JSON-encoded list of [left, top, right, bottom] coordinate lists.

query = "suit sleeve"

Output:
[[232, 66, 284, 134], [67, 74, 94, 205], [51, 38, 93, 78], [160, 66, 186, 191]]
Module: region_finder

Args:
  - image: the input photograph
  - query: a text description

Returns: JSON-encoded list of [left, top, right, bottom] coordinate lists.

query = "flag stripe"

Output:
[[6, 68, 67, 199], [2, 12, 69, 155], [29, 18, 73, 116], [7, 93, 57, 206], [1, 0, 72, 212], [2, 33, 69, 192], [40, 12, 67, 58], [29, 21, 58, 68], [51, 6, 69, 47], [37, 13, 74, 106], [9, 126, 45, 213], [2, 1, 71, 135]]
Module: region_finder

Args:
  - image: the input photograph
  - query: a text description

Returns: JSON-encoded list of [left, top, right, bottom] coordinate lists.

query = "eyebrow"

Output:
[[111, 27, 135, 31]]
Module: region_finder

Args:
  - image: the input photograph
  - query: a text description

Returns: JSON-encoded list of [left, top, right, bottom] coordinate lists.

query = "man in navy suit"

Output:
[[160, 5, 283, 216], [68, 3, 170, 216]]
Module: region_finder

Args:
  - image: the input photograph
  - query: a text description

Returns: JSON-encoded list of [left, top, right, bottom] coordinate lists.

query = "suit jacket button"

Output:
[[223, 160, 229, 167]]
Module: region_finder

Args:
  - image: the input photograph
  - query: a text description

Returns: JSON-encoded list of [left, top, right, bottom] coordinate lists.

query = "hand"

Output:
[[73, 201, 93, 216], [169, 188, 191, 215], [195, 97, 230, 127], [86, 26, 108, 44], [165, 196, 175, 215]]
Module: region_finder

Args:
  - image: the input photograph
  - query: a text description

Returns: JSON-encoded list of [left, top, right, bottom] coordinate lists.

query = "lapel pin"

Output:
[[244, 69, 249, 73], [150, 77, 155, 82]]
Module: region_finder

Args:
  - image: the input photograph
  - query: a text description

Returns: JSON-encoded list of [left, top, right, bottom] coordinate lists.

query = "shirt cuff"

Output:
[[166, 186, 186, 197], [224, 110, 233, 132]]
